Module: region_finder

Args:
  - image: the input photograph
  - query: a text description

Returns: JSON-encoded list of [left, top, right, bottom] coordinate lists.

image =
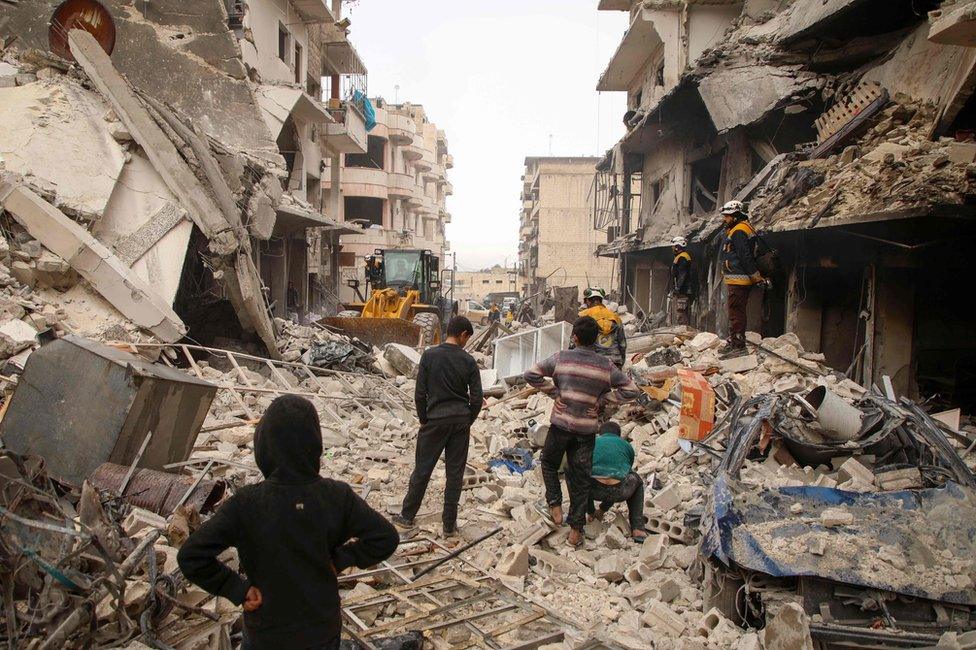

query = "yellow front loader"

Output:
[[320, 249, 444, 348]]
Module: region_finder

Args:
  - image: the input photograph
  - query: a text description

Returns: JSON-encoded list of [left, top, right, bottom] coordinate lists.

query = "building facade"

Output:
[[594, 0, 976, 404], [243, 0, 370, 320], [325, 101, 453, 303], [518, 157, 615, 300], [453, 267, 527, 302]]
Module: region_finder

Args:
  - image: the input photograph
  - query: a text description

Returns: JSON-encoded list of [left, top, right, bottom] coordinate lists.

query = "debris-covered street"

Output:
[[3, 0, 976, 648]]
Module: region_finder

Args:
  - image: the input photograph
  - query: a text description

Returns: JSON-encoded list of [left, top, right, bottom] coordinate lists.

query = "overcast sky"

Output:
[[345, 0, 628, 272]]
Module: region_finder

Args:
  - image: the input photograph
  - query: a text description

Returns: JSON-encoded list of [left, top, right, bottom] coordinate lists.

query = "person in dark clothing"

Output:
[[394, 316, 483, 535], [524, 316, 640, 548], [669, 236, 693, 326], [177, 395, 399, 650], [586, 422, 647, 542], [719, 200, 768, 357]]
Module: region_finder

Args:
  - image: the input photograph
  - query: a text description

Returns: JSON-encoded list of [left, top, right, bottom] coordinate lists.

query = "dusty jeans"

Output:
[[727, 284, 753, 345], [243, 634, 339, 650], [587, 472, 645, 531], [400, 419, 471, 528], [540, 424, 595, 531]]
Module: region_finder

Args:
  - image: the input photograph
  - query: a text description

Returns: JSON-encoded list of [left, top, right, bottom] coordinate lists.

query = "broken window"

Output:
[[689, 151, 724, 214], [294, 41, 303, 84], [655, 61, 665, 87], [344, 196, 383, 228], [345, 135, 386, 169], [277, 23, 290, 62]]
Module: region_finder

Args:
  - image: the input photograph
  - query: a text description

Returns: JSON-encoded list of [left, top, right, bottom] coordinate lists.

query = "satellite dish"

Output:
[[49, 0, 117, 62]]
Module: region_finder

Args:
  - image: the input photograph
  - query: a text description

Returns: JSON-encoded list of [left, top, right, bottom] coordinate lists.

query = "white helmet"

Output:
[[721, 200, 746, 216], [583, 287, 606, 300], [671, 236, 687, 248]]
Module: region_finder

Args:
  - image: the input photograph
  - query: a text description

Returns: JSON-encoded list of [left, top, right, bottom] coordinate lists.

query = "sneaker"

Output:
[[391, 514, 415, 529]]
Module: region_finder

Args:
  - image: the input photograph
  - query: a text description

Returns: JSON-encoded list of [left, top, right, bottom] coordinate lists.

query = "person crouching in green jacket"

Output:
[[587, 421, 647, 542]]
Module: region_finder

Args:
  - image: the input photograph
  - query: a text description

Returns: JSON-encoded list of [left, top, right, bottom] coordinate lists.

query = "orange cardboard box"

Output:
[[677, 368, 715, 441]]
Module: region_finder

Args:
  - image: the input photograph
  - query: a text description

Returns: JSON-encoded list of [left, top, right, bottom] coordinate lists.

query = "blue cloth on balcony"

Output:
[[353, 90, 376, 132]]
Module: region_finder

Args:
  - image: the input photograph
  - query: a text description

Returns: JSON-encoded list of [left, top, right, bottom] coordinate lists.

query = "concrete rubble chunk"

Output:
[[837, 457, 874, 485], [640, 600, 687, 637], [820, 508, 854, 527], [687, 332, 721, 352], [761, 602, 814, 650], [720, 353, 760, 374], [652, 484, 682, 512], [594, 553, 628, 582], [497, 544, 530, 577], [0, 182, 186, 342], [383, 343, 422, 379]]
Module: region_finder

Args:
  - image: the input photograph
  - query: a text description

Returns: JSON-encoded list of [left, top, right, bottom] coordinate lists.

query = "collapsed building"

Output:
[[592, 0, 976, 408], [0, 0, 374, 356]]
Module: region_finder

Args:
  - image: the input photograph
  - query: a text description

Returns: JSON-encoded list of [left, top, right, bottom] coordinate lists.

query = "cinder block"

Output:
[[697, 607, 724, 637], [639, 533, 669, 567], [640, 600, 687, 637], [497, 544, 529, 577], [658, 578, 681, 603]]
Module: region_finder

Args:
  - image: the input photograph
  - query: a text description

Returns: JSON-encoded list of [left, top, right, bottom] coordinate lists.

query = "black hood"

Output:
[[254, 395, 322, 484]]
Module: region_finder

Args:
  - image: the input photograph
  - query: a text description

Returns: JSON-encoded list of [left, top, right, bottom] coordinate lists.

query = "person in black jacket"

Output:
[[177, 395, 399, 650], [393, 316, 483, 535], [669, 236, 693, 326]]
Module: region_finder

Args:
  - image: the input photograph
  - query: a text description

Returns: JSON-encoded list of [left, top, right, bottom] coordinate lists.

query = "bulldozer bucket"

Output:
[[320, 317, 422, 348]]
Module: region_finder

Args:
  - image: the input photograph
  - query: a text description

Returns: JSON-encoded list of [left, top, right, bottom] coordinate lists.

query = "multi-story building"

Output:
[[518, 157, 615, 299], [454, 267, 527, 303], [243, 0, 368, 320], [325, 101, 453, 303], [593, 0, 976, 402]]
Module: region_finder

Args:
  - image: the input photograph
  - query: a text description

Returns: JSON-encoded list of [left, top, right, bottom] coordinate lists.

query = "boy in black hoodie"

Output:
[[177, 395, 399, 650]]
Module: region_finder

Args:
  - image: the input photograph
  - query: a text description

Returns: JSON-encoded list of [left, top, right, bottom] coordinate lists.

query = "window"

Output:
[[482, 280, 490, 285], [343, 196, 384, 227], [495, 280, 503, 284], [294, 42, 303, 84], [655, 62, 665, 87], [277, 23, 290, 62], [345, 136, 386, 169]]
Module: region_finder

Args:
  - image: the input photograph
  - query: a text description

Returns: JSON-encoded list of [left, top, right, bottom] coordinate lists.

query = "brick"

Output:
[[651, 484, 682, 512], [497, 544, 529, 577], [696, 607, 725, 637], [875, 467, 921, 491], [820, 508, 853, 527], [530, 549, 577, 575], [837, 457, 874, 485], [123, 507, 166, 536], [720, 353, 759, 374], [658, 578, 681, 603], [640, 600, 687, 637], [594, 553, 628, 582]]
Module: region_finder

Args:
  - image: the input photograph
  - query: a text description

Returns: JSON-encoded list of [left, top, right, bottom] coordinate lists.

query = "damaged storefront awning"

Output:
[[275, 202, 363, 235], [255, 85, 333, 138]]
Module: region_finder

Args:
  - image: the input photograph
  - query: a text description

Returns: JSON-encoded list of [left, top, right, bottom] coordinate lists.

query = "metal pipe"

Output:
[[413, 527, 503, 579]]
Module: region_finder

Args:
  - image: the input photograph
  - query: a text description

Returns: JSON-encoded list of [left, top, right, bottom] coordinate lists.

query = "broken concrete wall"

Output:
[[698, 65, 823, 133], [0, 0, 282, 164], [686, 4, 741, 65], [863, 22, 976, 129], [0, 77, 126, 221], [96, 151, 192, 304]]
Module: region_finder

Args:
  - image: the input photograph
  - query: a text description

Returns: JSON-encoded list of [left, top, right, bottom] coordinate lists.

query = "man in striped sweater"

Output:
[[524, 316, 640, 547]]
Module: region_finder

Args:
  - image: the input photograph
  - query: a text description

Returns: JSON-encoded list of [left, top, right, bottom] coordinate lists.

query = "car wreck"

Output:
[[700, 390, 976, 648]]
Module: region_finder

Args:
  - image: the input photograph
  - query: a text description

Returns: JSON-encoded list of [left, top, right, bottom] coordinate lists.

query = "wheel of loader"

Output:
[[335, 310, 360, 318], [412, 312, 441, 346]]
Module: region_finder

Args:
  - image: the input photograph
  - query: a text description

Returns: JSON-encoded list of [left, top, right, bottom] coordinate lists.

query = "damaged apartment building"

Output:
[[592, 0, 976, 406], [327, 100, 455, 304], [0, 0, 371, 357]]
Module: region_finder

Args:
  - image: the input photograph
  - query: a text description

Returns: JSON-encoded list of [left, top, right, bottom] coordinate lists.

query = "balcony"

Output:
[[444, 153, 454, 169], [388, 172, 414, 199], [423, 162, 443, 183], [324, 101, 368, 154], [292, 0, 335, 24], [387, 113, 415, 145], [597, 10, 662, 92], [402, 142, 423, 162], [321, 22, 367, 76], [341, 167, 388, 199], [412, 147, 433, 173], [442, 179, 453, 196], [441, 211, 451, 224], [598, 0, 631, 9], [437, 129, 448, 153]]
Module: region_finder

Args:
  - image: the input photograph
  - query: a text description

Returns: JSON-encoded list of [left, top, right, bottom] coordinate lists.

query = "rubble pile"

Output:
[[749, 97, 976, 230], [3, 314, 976, 650]]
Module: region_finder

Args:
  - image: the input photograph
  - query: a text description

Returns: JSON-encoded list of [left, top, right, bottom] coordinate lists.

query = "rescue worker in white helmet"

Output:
[[670, 236, 692, 326], [578, 287, 626, 368], [719, 200, 768, 356]]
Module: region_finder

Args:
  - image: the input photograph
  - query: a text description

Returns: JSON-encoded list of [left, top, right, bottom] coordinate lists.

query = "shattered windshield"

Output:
[[384, 251, 422, 287]]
